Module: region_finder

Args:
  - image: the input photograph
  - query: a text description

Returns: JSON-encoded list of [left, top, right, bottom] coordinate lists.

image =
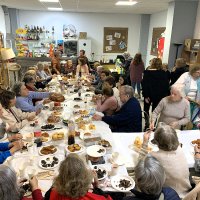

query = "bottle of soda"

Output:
[[68, 121, 75, 145]]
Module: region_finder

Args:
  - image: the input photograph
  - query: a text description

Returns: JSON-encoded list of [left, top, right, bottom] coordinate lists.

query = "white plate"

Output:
[[93, 166, 108, 181], [79, 131, 93, 140], [38, 145, 58, 156], [23, 133, 34, 142], [111, 175, 135, 192], [86, 145, 106, 157], [38, 156, 60, 170], [66, 144, 85, 154]]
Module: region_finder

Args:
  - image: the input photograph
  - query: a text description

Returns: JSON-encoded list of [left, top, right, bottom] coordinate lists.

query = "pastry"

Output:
[[67, 144, 81, 152], [50, 93, 65, 102], [40, 145, 57, 155], [89, 124, 96, 130], [52, 132, 64, 141], [47, 115, 60, 123]]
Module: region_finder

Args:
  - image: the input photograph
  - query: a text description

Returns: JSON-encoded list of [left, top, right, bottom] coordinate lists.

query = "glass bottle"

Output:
[[68, 121, 75, 145]]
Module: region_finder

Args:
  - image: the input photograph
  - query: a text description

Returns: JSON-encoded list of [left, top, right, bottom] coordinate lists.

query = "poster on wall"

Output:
[[103, 27, 128, 53], [151, 27, 166, 59]]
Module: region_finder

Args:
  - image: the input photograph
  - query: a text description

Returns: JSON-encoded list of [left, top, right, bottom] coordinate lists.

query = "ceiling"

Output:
[[0, 0, 176, 14]]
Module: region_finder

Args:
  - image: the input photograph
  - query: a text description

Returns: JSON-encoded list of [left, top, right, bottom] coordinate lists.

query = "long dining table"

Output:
[[2, 76, 200, 195]]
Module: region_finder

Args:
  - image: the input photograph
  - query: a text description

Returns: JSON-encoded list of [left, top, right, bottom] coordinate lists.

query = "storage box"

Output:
[[79, 32, 87, 39]]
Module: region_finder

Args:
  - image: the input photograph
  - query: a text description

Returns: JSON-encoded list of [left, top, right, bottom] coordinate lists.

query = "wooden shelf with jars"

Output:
[[181, 39, 200, 64]]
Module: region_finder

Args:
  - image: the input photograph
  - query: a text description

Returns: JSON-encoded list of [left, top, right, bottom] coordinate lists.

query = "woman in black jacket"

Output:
[[141, 58, 169, 130]]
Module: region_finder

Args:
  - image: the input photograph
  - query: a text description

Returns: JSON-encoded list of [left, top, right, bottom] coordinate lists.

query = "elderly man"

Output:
[[12, 82, 51, 113], [93, 85, 142, 132]]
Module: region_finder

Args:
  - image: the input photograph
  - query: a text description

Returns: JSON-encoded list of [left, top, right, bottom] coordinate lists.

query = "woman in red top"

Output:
[[129, 53, 145, 99], [44, 154, 112, 200], [0, 165, 43, 200]]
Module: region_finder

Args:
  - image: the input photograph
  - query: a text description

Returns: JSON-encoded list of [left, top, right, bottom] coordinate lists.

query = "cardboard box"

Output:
[[79, 32, 87, 39]]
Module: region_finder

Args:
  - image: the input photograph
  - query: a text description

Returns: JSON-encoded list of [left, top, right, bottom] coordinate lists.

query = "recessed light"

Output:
[[39, 0, 59, 2], [115, 1, 137, 6], [48, 7, 63, 11]]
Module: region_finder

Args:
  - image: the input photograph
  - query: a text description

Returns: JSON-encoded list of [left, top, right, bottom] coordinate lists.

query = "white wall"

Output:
[[146, 10, 167, 66], [18, 10, 141, 61], [194, 0, 200, 38], [0, 6, 6, 45]]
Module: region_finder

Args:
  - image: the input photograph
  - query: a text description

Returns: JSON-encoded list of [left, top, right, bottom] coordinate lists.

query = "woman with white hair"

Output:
[[0, 165, 42, 200], [150, 84, 190, 130], [123, 155, 180, 200], [140, 123, 191, 198]]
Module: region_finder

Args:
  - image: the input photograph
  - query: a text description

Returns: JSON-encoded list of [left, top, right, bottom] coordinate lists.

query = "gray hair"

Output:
[[0, 165, 22, 200], [37, 62, 44, 70], [171, 84, 186, 98], [135, 155, 166, 196], [121, 85, 134, 98], [153, 122, 179, 151], [12, 82, 24, 97]]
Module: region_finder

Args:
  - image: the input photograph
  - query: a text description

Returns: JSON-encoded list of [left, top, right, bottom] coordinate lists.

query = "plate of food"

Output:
[[52, 132, 65, 141], [80, 132, 92, 140], [74, 104, 81, 109], [52, 106, 63, 111], [66, 144, 85, 154], [39, 145, 57, 156], [41, 124, 55, 131], [22, 133, 34, 142], [74, 97, 82, 101], [88, 124, 96, 130], [93, 166, 108, 181], [47, 115, 61, 124], [41, 132, 51, 143], [21, 180, 32, 197], [39, 156, 59, 170], [49, 93, 65, 102], [86, 145, 106, 158], [111, 175, 135, 192], [52, 111, 62, 116]]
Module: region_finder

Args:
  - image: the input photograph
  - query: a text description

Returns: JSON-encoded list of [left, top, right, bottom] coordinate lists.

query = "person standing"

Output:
[[129, 53, 145, 99]]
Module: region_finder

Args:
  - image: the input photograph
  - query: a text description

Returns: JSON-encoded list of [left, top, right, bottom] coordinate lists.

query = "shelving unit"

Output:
[[182, 39, 200, 64]]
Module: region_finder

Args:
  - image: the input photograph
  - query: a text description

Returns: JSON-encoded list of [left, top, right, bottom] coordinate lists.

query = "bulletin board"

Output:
[[150, 27, 166, 56], [103, 27, 128, 53]]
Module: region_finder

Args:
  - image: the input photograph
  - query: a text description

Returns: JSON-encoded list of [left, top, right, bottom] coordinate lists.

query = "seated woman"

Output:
[[150, 84, 190, 130], [0, 91, 36, 132], [61, 59, 74, 75], [96, 87, 118, 116], [76, 57, 89, 78], [36, 62, 52, 84], [123, 155, 180, 200], [44, 62, 53, 76], [12, 82, 51, 113], [23, 75, 43, 106], [0, 165, 42, 199], [44, 154, 112, 200], [140, 123, 191, 198], [116, 74, 127, 91]]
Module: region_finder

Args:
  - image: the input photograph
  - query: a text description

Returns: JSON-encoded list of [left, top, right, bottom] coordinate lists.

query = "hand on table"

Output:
[[92, 114, 102, 121], [36, 108, 41, 115], [8, 134, 22, 142], [29, 176, 39, 191], [28, 114, 36, 121], [9, 140, 24, 154]]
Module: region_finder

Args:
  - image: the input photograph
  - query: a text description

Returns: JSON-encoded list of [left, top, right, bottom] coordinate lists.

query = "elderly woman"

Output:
[[0, 90, 36, 132], [44, 154, 112, 200], [76, 57, 89, 78], [36, 62, 52, 83], [12, 82, 51, 113], [0, 165, 42, 200], [123, 155, 180, 200], [142, 58, 169, 131], [0, 103, 23, 163], [96, 87, 118, 116], [175, 64, 200, 124], [150, 84, 190, 130], [141, 123, 191, 198]]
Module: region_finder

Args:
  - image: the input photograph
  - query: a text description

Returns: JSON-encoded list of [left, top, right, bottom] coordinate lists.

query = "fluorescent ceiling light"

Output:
[[48, 7, 63, 11], [39, 0, 59, 2], [116, 1, 137, 6]]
